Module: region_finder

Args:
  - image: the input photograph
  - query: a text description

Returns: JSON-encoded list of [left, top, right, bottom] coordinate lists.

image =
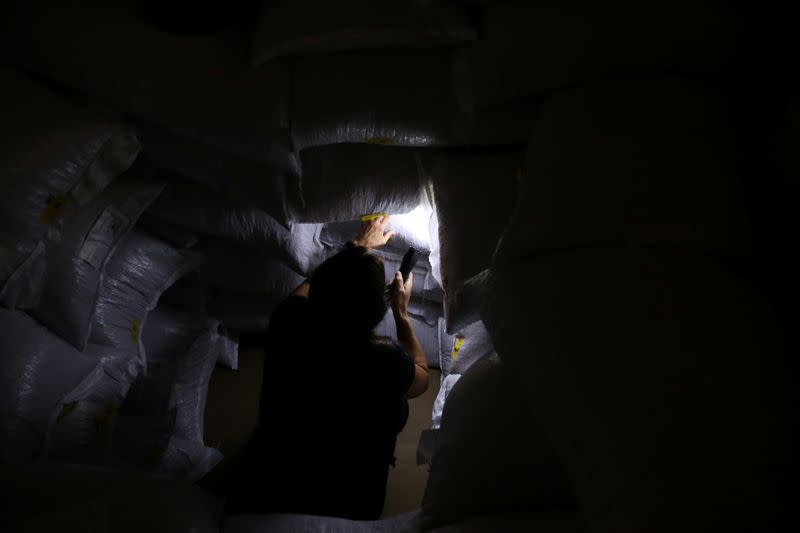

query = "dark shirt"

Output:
[[226, 296, 415, 520]]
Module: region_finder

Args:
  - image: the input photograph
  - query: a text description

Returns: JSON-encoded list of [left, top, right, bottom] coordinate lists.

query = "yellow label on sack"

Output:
[[130, 319, 139, 343], [451, 336, 464, 361], [360, 212, 388, 221], [364, 137, 394, 145], [40, 194, 69, 225], [94, 401, 118, 432], [57, 401, 78, 422], [150, 446, 168, 467]]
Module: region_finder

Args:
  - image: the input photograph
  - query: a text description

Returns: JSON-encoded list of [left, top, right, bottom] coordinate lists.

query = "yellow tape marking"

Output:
[[94, 401, 118, 432], [57, 401, 78, 422], [40, 194, 69, 224], [360, 212, 388, 221], [451, 336, 464, 361], [130, 319, 139, 343], [364, 137, 395, 145]]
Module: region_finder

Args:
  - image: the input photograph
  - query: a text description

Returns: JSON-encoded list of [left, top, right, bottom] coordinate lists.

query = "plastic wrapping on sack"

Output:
[[145, 180, 323, 275], [195, 240, 307, 332], [422, 355, 575, 531], [319, 198, 435, 254], [216, 327, 240, 370], [483, 250, 787, 532], [457, 3, 738, 111], [292, 144, 424, 223], [0, 69, 140, 308], [160, 322, 225, 480], [136, 122, 300, 223], [194, 240, 307, 297], [426, 150, 521, 331], [374, 314, 443, 369], [4, 465, 223, 533], [291, 50, 453, 150], [495, 80, 753, 263], [31, 175, 164, 350], [113, 306, 208, 470], [89, 229, 202, 368], [207, 290, 282, 333], [431, 373, 461, 430], [440, 320, 494, 379], [44, 352, 142, 465], [158, 277, 214, 313], [135, 214, 199, 249], [442, 269, 489, 334], [114, 308, 226, 479], [15, 4, 292, 170], [252, 0, 476, 64], [0, 308, 122, 463], [449, 49, 542, 146]]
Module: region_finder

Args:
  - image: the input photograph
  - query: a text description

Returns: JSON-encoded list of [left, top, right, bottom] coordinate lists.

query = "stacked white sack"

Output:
[[0, 68, 140, 309], [292, 144, 424, 223], [252, 0, 476, 65], [291, 50, 453, 151], [30, 175, 164, 350], [426, 151, 521, 332], [0, 308, 138, 465], [145, 180, 324, 276], [15, 3, 292, 172]]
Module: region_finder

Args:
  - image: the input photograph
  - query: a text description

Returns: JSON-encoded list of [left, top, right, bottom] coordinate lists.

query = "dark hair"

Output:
[[308, 246, 387, 337]]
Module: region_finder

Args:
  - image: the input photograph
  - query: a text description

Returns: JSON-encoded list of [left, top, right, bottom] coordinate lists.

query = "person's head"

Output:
[[308, 246, 387, 336]]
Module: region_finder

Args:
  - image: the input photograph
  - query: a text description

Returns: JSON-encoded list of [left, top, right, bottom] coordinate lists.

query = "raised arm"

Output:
[[390, 271, 429, 399]]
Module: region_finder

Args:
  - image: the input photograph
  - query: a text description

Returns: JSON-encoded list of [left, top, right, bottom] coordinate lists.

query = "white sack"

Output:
[[0, 309, 137, 465], [4, 464, 222, 533], [195, 240, 307, 332], [113, 305, 209, 471], [291, 50, 453, 150], [160, 322, 225, 480], [496, 80, 752, 263], [0, 69, 140, 308], [252, 0, 476, 65], [319, 200, 435, 254], [440, 319, 494, 379], [194, 240, 307, 297], [484, 250, 787, 532], [458, 2, 739, 110], [15, 4, 291, 169], [207, 291, 282, 333], [431, 373, 461, 430], [293, 144, 424, 223], [115, 312, 225, 480], [43, 353, 141, 465], [146, 181, 323, 275], [427, 151, 521, 331], [31, 175, 164, 350], [374, 314, 443, 369], [422, 355, 574, 530], [89, 229, 202, 369], [137, 122, 300, 223]]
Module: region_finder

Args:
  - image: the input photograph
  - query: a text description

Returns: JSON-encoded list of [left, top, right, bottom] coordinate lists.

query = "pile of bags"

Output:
[[0, 69, 236, 480]]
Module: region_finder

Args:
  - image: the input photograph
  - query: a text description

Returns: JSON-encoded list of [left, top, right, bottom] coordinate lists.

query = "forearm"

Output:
[[394, 313, 428, 373]]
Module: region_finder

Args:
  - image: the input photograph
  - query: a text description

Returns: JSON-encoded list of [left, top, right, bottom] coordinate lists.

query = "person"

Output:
[[225, 215, 430, 520]]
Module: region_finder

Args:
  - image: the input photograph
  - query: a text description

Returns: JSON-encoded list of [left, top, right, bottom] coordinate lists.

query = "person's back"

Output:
[[225, 216, 430, 520]]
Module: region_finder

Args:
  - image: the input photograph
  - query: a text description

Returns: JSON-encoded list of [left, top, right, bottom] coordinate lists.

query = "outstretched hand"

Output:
[[352, 215, 395, 249]]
